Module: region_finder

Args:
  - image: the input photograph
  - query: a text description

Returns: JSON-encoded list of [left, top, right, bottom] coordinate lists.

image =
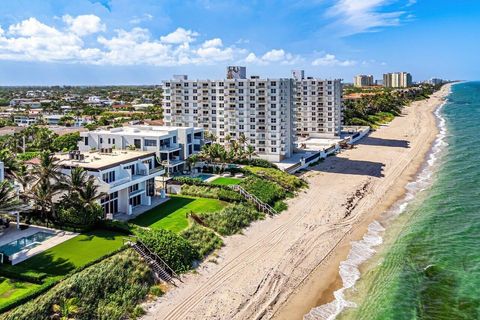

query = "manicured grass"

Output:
[[4, 230, 124, 278], [131, 195, 227, 232], [210, 177, 241, 186], [0, 277, 39, 304], [0, 229, 124, 311]]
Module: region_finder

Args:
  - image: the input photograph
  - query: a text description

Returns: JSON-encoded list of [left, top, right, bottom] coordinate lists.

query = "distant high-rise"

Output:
[[383, 72, 412, 88], [353, 75, 374, 87], [226, 66, 247, 79], [291, 70, 305, 81]]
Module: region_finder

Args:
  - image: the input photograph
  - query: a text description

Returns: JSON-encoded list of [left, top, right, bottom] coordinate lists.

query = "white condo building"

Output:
[[354, 75, 374, 87], [78, 125, 206, 173], [383, 72, 413, 88], [162, 72, 295, 162], [293, 72, 343, 138], [57, 150, 165, 217]]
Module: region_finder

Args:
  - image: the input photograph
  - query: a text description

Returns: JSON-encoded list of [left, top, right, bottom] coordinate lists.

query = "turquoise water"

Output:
[[196, 174, 214, 181], [335, 82, 480, 320], [0, 231, 53, 256], [305, 82, 480, 320]]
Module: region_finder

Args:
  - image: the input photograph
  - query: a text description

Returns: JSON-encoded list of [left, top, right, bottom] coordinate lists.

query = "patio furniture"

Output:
[[235, 173, 244, 178]]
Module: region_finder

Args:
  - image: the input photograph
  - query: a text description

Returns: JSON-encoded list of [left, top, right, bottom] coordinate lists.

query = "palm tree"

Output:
[[238, 133, 247, 147], [28, 152, 65, 222], [186, 154, 199, 172], [0, 181, 19, 214], [245, 145, 256, 161]]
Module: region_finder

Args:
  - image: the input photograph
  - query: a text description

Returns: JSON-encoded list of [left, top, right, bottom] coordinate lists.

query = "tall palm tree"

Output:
[[0, 181, 19, 214]]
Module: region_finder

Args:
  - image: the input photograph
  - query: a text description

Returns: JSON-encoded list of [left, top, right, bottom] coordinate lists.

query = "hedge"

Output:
[[243, 166, 307, 191], [180, 185, 243, 202]]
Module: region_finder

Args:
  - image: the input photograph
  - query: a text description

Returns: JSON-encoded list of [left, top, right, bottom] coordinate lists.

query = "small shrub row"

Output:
[[199, 204, 264, 236], [171, 176, 204, 185], [180, 224, 223, 258], [0, 267, 47, 284], [180, 185, 243, 202]]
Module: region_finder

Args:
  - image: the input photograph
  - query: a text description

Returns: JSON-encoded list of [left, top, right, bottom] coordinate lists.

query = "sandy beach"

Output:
[[142, 83, 452, 320]]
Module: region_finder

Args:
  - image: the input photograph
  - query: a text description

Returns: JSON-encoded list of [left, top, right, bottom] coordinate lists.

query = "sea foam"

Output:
[[304, 88, 451, 320]]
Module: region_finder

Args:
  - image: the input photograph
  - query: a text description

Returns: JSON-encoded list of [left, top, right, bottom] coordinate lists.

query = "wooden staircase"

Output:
[[125, 236, 179, 285], [230, 185, 277, 215]]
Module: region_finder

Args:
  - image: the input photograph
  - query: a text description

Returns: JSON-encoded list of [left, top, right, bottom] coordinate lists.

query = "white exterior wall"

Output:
[[60, 154, 163, 216], [162, 78, 294, 162], [295, 78, 342, 138]]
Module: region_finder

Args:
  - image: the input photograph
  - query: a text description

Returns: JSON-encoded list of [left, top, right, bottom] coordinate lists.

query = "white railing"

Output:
[[230, 185, 277, 215]]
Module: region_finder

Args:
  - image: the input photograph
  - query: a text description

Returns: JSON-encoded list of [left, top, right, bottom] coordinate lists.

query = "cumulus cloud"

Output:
[[312, 54, 356, 67], [245, 49, 302, 65], [0, 16, 309, 67], [63, 14, 106, 36], [160, 27, 198, 44]]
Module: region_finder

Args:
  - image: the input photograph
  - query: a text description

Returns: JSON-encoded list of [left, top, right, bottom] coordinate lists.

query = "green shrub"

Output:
[[0, 268, 47, 284], [239, 176, 286, 205], [135, 229, 198, 273], [273, 201, 288, 213], [181, 224, 223, 257], [235, 158, 277, 168], [2, 250, 153, 320], [17, 152, 41, 162], [244, 166, 306, 191], [172, 176, 204, 185], [181, 184, 243, 202], [148, 285, 164, 297], [199, 204, 264, 236]]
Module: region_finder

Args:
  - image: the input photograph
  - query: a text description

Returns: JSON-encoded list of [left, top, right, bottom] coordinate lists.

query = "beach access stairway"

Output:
[[230, 185, 277, 215], [124, 236, 179, 285]]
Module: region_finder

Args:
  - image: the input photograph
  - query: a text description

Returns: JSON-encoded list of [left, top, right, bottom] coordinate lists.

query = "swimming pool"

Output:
[[196, 174, 214, 181], [0, 232, 54, 256]]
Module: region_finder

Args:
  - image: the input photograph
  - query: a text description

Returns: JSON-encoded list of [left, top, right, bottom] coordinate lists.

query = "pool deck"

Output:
[[0, 225, 78, 265]]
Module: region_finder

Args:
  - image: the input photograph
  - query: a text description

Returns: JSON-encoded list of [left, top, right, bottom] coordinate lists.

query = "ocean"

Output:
[[307, 81, 480, 320]]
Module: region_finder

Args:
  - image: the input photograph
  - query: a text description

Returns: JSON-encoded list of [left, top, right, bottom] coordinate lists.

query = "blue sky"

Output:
[[0, 0, 478, 85]]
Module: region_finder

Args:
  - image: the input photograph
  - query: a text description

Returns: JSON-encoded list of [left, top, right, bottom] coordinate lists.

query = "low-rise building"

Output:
[[78, 125, 206, 173], [57, 149, 165, 217]]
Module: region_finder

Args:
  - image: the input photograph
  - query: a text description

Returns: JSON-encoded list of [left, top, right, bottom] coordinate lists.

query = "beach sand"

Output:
[[142, 84, 452, 320]]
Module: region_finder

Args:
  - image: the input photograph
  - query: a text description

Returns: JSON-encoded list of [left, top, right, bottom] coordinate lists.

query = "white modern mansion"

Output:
[[162, 67, 343, 162], [78, 125, 206, 173], [57, 149, 165, 217]]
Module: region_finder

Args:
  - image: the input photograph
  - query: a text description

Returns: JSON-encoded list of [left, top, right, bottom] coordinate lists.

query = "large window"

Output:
[[144, 139, 157, 147], [101, 191, 118, 215], [146, 178, 155, 196], [102, 171, 115, 183], [129, 195, 141, 207]]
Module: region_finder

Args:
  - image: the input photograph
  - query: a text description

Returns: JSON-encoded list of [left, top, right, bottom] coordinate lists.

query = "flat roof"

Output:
[[88, 125, 203, 138], [57, 150, 156, 171]]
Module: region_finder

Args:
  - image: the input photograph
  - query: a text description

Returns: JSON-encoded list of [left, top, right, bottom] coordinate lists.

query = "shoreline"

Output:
[[142, 84, 453, 320], [273, 83, 453, 320]]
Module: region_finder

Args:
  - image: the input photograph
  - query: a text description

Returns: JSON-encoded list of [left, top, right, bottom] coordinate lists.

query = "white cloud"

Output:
[[160, 27, 198, 44], [312, 54, 356, 67], [63, 14, 106, 36], [326, 0, 405, 36], [202, 38, 223, 48], [129, 13, 154, 24], [245, 49, 302, 65], [0, 17, 307, 67]]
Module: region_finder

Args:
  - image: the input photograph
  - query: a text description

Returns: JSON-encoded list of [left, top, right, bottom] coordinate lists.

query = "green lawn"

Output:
[[210, 177, 241, 186], [0, 277, 39, 305], [131, 195, 226, 232], [0, 229, 124, 311]]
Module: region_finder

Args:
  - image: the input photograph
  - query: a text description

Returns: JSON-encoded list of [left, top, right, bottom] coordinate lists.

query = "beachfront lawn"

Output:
[[131, 195, 227, 232], [0, 277, 39, 305], [0, 229, 124, 312], [210, 177, 241, 186]]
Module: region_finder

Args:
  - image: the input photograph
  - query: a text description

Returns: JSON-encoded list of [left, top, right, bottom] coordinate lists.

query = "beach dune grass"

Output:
[[131, 195, 227, 232], [210, 177, 241, 186]]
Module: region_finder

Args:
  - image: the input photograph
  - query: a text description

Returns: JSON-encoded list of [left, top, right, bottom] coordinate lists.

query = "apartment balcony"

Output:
[[159, 144, 182, 152]]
